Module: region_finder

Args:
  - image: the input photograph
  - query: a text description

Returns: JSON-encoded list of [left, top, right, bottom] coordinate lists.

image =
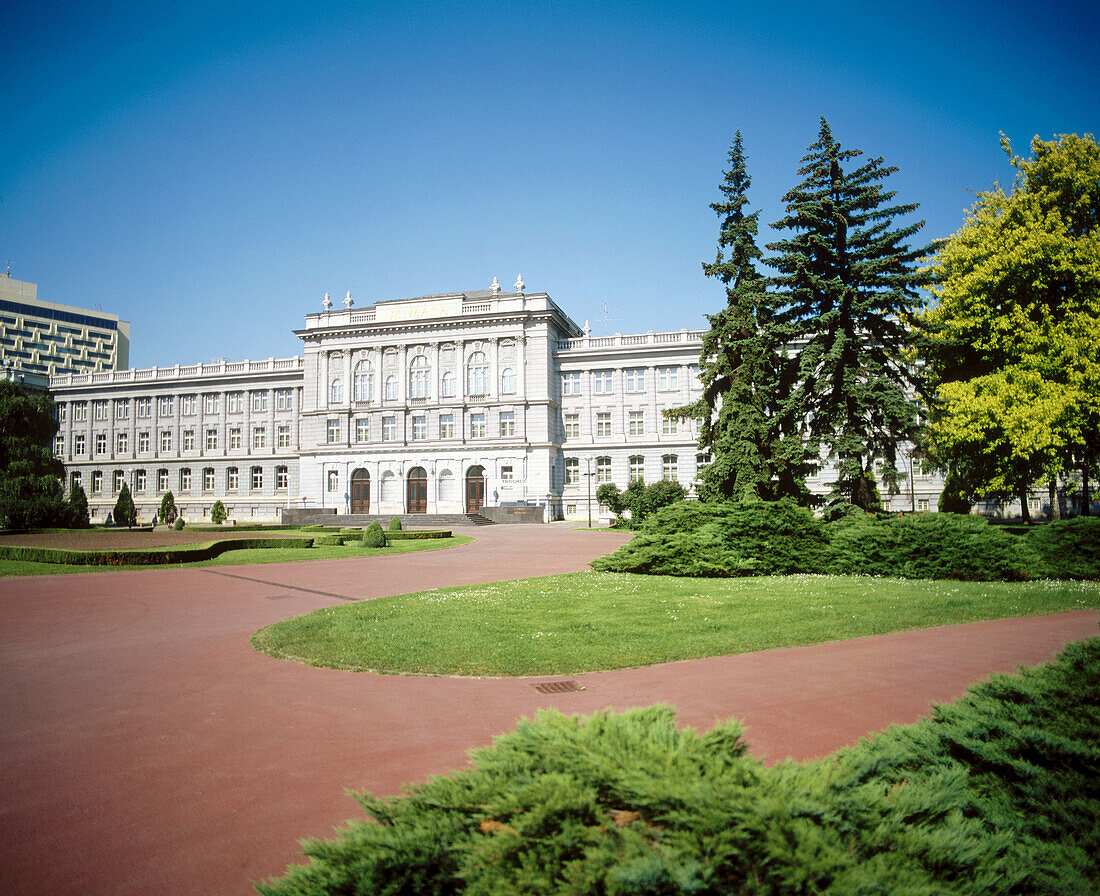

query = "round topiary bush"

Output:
[[388, 516, 403, 531], [362, 521, 387, 548], [174, 517, 186, 531]]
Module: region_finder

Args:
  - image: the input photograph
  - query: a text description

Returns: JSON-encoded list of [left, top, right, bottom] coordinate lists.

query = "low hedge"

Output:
[[258, 637, 1100, 896], [0, 537, 316, 566], [383, 530, 452, 540]]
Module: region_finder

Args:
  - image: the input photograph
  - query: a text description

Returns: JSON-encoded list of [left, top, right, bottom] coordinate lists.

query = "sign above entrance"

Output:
[[374, 297, 462, 323]]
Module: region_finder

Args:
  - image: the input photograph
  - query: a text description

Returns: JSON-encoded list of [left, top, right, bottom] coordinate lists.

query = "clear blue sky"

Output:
[[3, 0, 1097, 368]]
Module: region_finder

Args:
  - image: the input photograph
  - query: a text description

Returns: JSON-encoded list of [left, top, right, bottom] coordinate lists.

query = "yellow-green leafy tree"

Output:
[[922, 133, 1100, 519]]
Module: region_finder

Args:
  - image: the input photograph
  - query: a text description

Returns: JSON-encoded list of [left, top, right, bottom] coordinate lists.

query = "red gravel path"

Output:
[[0, 525, 1096, 896]]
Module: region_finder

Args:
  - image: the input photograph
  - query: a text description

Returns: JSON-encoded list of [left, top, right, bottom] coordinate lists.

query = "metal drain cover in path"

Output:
[[533, 679, 584, 694]]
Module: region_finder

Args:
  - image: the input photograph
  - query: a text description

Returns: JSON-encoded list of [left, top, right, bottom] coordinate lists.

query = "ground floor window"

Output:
[[251, 466, 263, 491], [662, 454, 678, 482], [203, 468, 215, 492], [596, 456, 611, 483], [629, 455, 644, 482], [180, 468, 192, 492], [92, 470, 103, 494], [565, 457, 579, 484], [327, 469, 339, 492], [157, 468, 169, 492], [227, 467, 239, 491], [276, 466, 289, 491]]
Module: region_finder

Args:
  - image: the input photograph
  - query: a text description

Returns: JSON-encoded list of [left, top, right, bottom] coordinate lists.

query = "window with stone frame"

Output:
[[629, 455, 645, 482], [251, 466, 263, 491], [596, 456, 612, 483], [596, 412, 612, 437], [628, 409, 645, 436], [565, 457, 579, 484], [662, 454, 678, 482], [499, 411, 515, 437]]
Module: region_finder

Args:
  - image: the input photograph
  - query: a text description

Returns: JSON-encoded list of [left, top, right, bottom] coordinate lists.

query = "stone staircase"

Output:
[[290, 512, 495, 528]]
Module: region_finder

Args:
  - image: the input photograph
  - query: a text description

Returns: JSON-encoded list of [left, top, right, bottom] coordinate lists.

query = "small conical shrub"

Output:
[[361, 521, 387, 548]]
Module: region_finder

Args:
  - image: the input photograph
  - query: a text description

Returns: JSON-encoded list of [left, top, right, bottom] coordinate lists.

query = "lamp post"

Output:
[[585, 456, 595, 528]]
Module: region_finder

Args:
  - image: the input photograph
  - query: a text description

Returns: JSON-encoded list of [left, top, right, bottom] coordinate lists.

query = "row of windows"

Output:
[[333, 354, 516, 403], [58, 389, 295, 422], [564, 409, 689, 439], [61, 424, 293, 457], [324, 411, 518, 444], [564, 455, 683, 485], [561, 366, 697, 396], [69, 465, 289, 496]]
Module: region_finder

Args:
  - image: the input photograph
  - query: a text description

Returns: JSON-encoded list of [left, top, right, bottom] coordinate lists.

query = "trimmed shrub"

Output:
[[174, 517, 186, 531], [388, 516, 403, 531], [361, 522, 387, 548], [383, 530, 452, 540], [258, 638, 1100, 896], [159, 491, 177, 525], [210, 500, 227, 525], [0, 537, 315, 566], [594, 500, 829, 576], [113, 483, 136, 528], [827, 512, 1036, 581], [1025, 516, 1100, 579]]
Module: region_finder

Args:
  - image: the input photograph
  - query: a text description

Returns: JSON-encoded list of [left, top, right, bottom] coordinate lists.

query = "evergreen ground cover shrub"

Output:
[[258, 637, 1100, 896], [1025, 517, 1100, 579]]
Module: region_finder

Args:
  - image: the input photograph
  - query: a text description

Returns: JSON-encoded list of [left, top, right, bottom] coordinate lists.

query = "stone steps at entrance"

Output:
[[293, 512, 495, 528]]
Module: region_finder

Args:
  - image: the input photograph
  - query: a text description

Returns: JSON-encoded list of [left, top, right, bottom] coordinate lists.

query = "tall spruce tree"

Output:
[[672, 132, 809, 502], [767, 118, 932, 510]]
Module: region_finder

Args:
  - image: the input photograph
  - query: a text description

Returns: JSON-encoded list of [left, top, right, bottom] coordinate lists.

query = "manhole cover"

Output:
[[533, 680, 584, 694]]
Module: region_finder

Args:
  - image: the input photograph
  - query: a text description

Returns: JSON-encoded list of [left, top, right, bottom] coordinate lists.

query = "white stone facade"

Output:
[[48, 285, 944, 523]]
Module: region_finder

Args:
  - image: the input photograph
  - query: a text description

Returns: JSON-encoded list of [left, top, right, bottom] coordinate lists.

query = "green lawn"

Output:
[[0, 535, 473, 576], [251, 571, 1100, 676]]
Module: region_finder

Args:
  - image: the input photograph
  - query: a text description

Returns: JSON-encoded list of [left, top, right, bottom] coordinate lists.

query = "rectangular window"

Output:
[[251, 466, 263, 491], [227, 467, 239, 491], [662, 415, 678, 435], [596, 412, 612, 437], [412, 415, 427, 440], [158, 396, 174, 416], [113, 470, 125, 493], [276, 466, 289, 490], [157, 469, 168, 492], [229, 427, 241, 450], [918, 499, 929, 512], [592, 370, 613, 394], [629, 456, 644, 481], [662, 455, 678, 482], [499, 411, 515, 437], [205, 429, 218, 450], [136, 431, 148, 453], [628, 410, 645, 436], [203, 393, 219, 414], [58, 404, 67, 423], [92, 470, 103, 494], [439, 413, 454, 439], [116, 432, 128, 454], [565, 457, 579, 485], [181, 395, 197, 415], [625, 368, 645, 392], [689, 364, 700, 385], [94, 400, 108, 421], [326, 419, 340, 444], [277, 424, 291, 448], [134, 470, 147, 492], [183, 429, 195, 451], [203, 468, 215, 492], [179, 468, 192, 492], [382, 416, 396, 441], [596, 457, 612, 484], [355, 418, 369, 443], [160, 430, 172, 452], [95, 433, 107, 455], [136, 397, 151, 418], [73, 401, 87, 422], [470, 413, 486, 438], [564, 413, 580, 439], [658, 367, 679, 391], [73, 433, 86, 455], [562, 372, 581, 395], [275, 389, 293, 411], [253, 426, 267, 449], [114, 399, 129, 420], [251, 391, 267, 412], [501, 465, 514, 481], [327, 469, 339, 492], [227, 392, 243, 414]]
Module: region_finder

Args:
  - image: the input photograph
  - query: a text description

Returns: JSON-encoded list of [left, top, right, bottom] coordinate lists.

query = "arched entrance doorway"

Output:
[[407, 466, 428, 513], [350, 468, 370, 513], [465, 465, 486, 513]]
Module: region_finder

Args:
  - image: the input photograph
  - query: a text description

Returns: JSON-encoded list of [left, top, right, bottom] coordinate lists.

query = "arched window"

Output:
[[596, 457, 612, 483], [353, 360, 374, 402], [384, 375, 398, 401], [662, 454, 678, 482], [330, 379, 343, 404], [629, 455, 645, 482], [466, 352, 489, 396], [441, 371, 456, 398], [500, 367, 516, 394], [409, 355, 431, 399]]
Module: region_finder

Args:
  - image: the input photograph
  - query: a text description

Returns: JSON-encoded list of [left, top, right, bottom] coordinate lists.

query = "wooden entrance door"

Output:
[[350, 469, 370, 513], [407, 467, 427, 513], [465, 465, 485, 513]]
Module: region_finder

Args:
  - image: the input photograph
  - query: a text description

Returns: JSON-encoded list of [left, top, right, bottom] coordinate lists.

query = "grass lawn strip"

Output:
[[0, 535, 473, 576], [251, 570, 1100, 676]]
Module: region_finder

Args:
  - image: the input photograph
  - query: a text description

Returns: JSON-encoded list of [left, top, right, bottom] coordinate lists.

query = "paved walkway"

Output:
[[1, 525, 1096, 896]]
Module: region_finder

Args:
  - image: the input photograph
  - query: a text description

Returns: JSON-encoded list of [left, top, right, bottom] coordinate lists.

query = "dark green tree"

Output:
[[671, 132, 809, 503], [113, 482, 137, 528], [767, 118, 933, 510], [596, 477, 686, 527], [66, 481, 90, 528], [159, 490, 177, 524], [0, 379, 66, 528]]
